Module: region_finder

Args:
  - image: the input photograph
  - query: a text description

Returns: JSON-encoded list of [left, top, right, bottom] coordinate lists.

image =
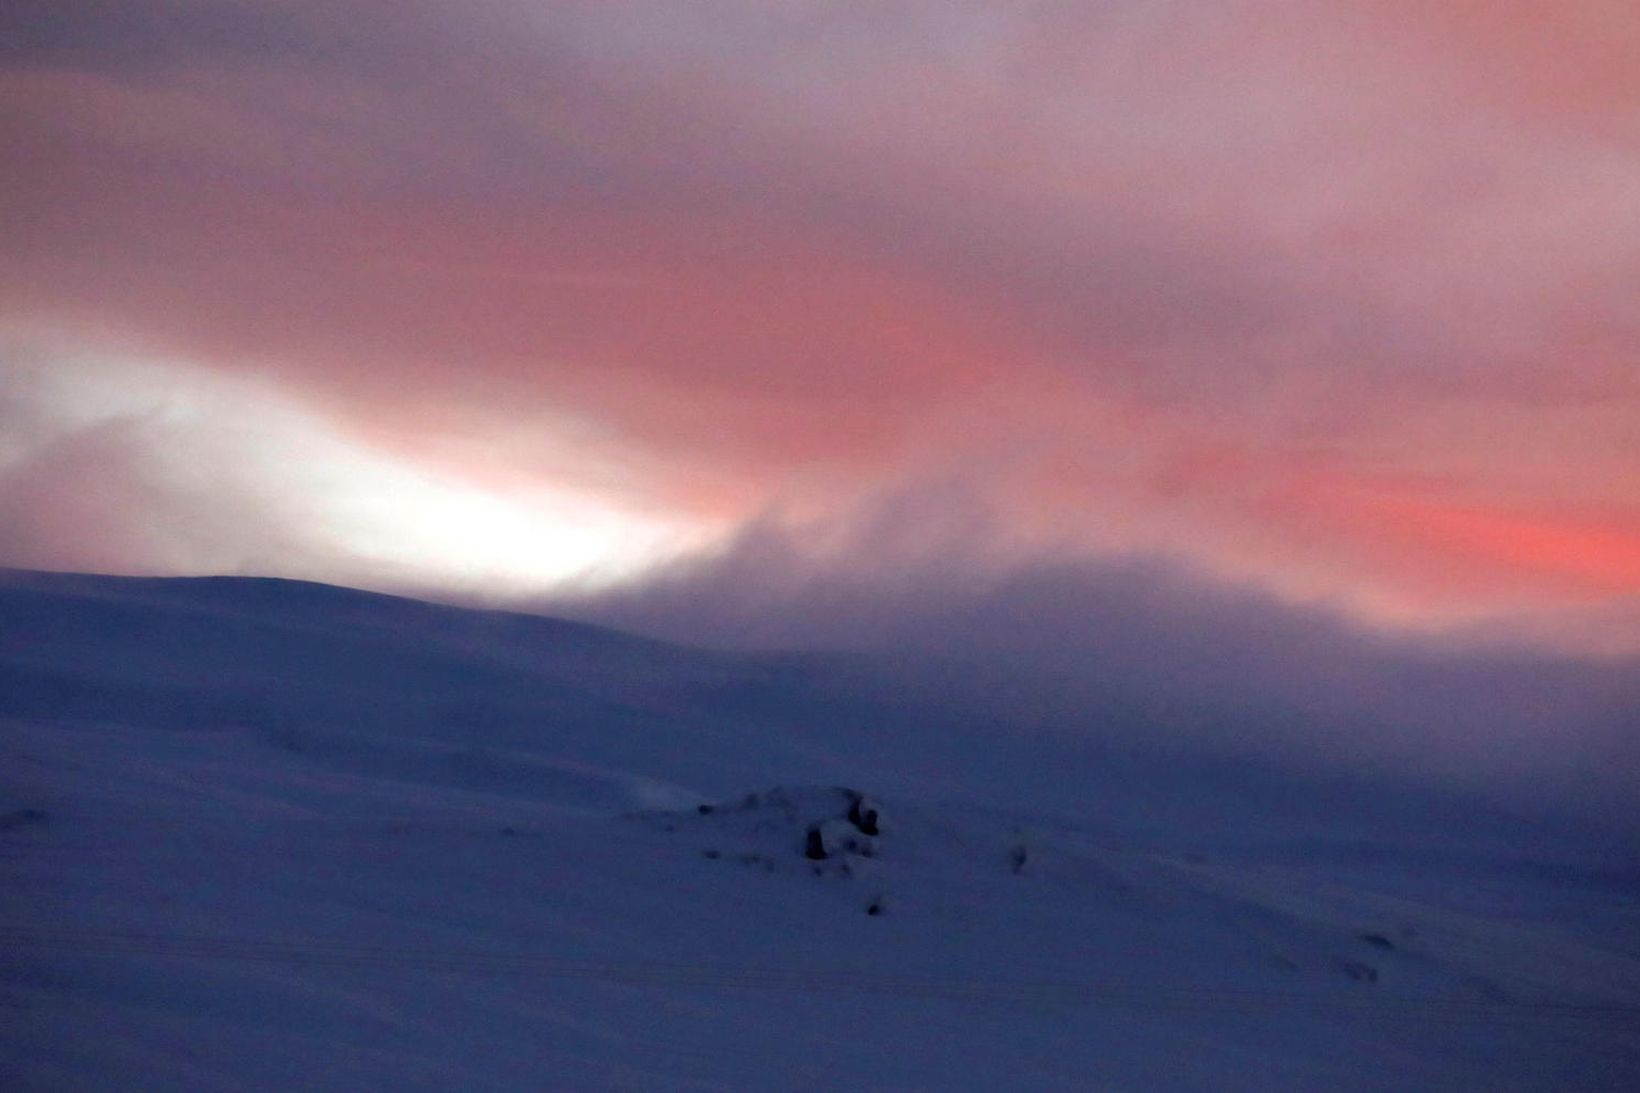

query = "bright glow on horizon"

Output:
[[0, 346, 708, 593]]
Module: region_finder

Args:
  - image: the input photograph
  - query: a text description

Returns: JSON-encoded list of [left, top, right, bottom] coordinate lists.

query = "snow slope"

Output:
[[2, 572, 1637, 1090]]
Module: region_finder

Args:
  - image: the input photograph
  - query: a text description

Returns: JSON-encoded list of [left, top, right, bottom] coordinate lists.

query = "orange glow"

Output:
[[1356, 494, 1640, 597]]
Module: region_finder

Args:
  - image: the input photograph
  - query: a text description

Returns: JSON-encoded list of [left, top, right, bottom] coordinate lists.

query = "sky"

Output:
[[2, 1, 1638, 657]]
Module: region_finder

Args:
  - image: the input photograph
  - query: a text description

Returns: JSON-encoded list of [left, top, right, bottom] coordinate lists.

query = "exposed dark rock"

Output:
[[846, 793, 880, 836], [804, 825, 828, 860]]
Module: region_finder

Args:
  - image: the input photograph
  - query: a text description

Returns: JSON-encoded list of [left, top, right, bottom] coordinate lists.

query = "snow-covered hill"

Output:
[[2, 572, 1637, 1089]]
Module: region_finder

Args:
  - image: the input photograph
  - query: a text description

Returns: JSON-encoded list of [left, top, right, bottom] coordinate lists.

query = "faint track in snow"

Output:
[[4, 926, 1637, 1028]]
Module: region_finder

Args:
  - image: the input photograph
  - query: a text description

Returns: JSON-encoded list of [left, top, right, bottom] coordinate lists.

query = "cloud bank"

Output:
[[0, 1, 1636, 649], [552, 492, 1640, 825]]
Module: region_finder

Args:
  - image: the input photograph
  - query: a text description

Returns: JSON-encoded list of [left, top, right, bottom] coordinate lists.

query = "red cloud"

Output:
[[1, 2, 1635, 647]]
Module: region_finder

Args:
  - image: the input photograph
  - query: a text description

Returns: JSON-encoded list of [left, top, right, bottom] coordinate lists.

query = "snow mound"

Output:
[[631, 785, 1045, 916], [635, 786, 883, 878]]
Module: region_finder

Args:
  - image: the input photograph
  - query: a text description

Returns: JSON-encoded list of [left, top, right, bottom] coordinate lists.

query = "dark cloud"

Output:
[[552, 488, 1640, 827], [0, 2, 338, 72]]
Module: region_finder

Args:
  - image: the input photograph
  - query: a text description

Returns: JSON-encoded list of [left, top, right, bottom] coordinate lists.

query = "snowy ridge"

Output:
[[3, 572, 1638, 1089]]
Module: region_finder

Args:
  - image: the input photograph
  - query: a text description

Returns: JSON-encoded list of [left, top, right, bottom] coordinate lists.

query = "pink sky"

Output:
[[2, 1, 1637, 649]]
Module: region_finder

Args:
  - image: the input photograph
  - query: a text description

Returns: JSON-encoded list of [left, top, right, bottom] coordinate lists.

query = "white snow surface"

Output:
[[2, 572, 1638, 1090]]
